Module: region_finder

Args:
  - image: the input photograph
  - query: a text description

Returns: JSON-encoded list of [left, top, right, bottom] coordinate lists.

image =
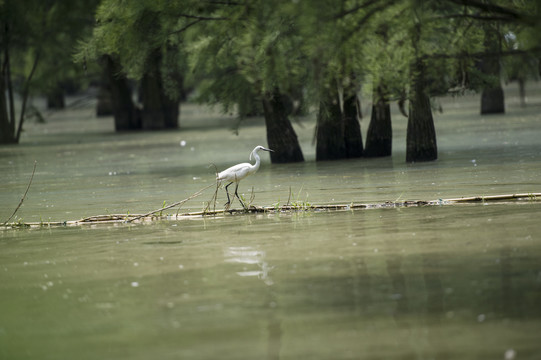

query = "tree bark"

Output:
[[480, 23, 505, 115], [101, 55, 140, 131], [140, 72, 166, 130], [406, 59, 437, 162], [365, 85, 392, 157], [96, 84, 113, 117], [1, 23, 16, 144], [262, 90, 304, 163], [46, 84, 65, 109], [139, 50, 179, 130], [316, 87, 345, 161], [0, 68, 15, 144], [343, 87, 363, 158], [316, 84, 363, 161], [481, 86, 504, 114]]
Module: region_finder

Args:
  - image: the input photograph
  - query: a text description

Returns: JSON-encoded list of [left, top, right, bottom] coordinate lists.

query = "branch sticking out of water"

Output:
[[2, 161, 37, 226], [126, 183, 215, 223]]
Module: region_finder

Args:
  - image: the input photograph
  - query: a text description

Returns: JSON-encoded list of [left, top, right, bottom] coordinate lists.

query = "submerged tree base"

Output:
[[3, 193, 540, 229]]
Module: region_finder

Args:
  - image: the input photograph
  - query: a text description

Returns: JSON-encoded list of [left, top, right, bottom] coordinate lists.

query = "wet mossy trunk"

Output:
[[46, 84, 65, 109], [481, 86, 505, 114], [0, 68, 16, 144], [316, 85, 363, 161], [140, 50, 179, 130], [480, 23, 505, 115], [101, 55, 140, 131], [365, 85, 392, 157], [343, 88, 363, 158], [316, 87, 346, 161], [406, 59, 437, 163], [262, 90, 304, 163]]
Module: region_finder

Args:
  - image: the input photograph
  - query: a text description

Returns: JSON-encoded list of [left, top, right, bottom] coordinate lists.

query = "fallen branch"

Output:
[[2, 161, 37, 226], [442, 193, 539, 203], [126, 183, 216, 223], [3, 192, 540, 229]]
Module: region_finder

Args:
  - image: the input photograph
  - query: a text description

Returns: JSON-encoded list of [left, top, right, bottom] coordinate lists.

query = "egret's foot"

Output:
[[224, 201, 231, 212]]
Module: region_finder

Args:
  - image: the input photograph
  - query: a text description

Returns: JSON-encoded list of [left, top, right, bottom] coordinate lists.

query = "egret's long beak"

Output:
[[264, 148, 274, 152]]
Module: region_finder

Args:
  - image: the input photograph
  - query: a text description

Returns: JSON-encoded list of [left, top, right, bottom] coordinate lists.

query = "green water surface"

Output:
[[1, 84, 541, 359]]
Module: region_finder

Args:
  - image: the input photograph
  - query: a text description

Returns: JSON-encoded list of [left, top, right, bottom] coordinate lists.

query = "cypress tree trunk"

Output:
[[406, 59, 437, 162], [46, 84, 65, 109], [140, 50, 179, 130], [480, 24, 504, 115], [518, 77, 526, 107], [101, 55, 140, 131], [1, 24, 16, 144], [481, 87, 504, 114], [96, 84, 113, 117], [343, 88, 363, 158], [365, 85, 392, 157], [140, 72, 166, 130], [316, 84, 363, 161], [316, 86, 345, 161], [262, 90, 304, 163], [0, 69, 16, 144]]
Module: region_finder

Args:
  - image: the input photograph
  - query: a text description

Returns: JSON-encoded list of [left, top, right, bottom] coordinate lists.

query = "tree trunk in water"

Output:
[[101, 55, 140, 131], [481, 86, 504, 114], [316, 85, 363, 161], [518, 78, 526, 107], [316, 87, 345, 161], [480, 24, 504, 115], [406, 60, 437, 162], [262, 90, 304, 163], [46, 84, 65, 109], [0, 68, 16, 144], [140, 73, 165, 130], [140, 50, 179, 130], [365, 85, 392, 157], [96, 84, 113, 117], [343, 88, 363, 158]]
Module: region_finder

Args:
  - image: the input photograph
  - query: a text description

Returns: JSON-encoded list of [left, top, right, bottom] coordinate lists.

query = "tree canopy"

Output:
[[3, 0, 541, 157]]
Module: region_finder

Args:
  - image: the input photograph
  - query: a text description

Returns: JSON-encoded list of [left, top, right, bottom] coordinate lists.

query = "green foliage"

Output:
[[76, 0, 541, 120]]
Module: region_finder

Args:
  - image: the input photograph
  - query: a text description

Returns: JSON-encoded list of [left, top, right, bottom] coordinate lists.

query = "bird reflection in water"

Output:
[[224, 246, 274, 286]]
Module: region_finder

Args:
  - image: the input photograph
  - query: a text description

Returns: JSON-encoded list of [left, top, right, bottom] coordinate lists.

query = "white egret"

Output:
[[217, 145, 274, 209]]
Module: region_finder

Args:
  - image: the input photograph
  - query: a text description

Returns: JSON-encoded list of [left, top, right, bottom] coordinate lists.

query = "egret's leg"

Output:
[[234, 183, 247, 209], [224, 182, 233, 207]]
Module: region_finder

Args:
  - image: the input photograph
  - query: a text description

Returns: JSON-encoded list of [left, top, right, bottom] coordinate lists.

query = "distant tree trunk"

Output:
[[140, 73, 166, 130], [46, 83, 65, 109], [96, 84, 113, 117], [481, 86, 504, 114], [480, 24, 504, 115], [139, 50, 179, 130], [316, 86, 346, 161], [101, 55, 140, 131], [0, 69, 15, 144], [1, 24, 17, 144], [343, 86, 363, 158], [518, 77, 526, 107], [1, 24, 39, 144], [262, 90, 304, 163], [406, 59, 437, 162], [316, 84, 363, 161], [365, 84, 392, 157]]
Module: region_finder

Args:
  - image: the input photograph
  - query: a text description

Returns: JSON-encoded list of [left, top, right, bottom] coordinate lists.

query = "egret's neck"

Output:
[[251, 150, 262, 170]]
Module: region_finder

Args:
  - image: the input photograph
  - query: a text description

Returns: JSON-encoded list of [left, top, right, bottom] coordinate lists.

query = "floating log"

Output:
[[2, 192, 540, 229]]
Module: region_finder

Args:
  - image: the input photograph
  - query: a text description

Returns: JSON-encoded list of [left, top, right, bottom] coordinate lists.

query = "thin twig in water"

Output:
[[128, 183, 215, 222], [249, 186, 255, 206], [3, 161, 37, 226], [286, 186, 292, 206], [202, 164, 220, 215]]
